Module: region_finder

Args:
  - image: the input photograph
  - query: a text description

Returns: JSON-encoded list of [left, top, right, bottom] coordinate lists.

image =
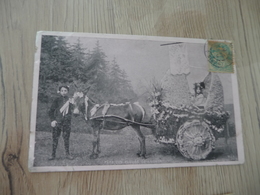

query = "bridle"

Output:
[[73, 92, 97, 120]]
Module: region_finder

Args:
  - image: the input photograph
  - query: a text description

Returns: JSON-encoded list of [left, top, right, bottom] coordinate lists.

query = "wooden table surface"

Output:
[[0, 0, 259, 194]]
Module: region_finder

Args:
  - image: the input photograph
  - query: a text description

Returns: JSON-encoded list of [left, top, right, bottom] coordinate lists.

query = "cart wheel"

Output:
[[176, 120, 215, 160]]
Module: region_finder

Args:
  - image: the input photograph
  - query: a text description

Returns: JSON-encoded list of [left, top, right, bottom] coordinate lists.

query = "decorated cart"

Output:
[[149, 72, 230, 160]]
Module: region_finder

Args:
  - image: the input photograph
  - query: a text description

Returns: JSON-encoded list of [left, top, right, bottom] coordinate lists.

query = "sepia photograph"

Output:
[[29, 32, 244, 172]]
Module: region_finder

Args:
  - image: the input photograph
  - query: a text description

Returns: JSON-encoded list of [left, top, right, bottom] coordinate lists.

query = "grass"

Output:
[[33, 127, 238, 167]]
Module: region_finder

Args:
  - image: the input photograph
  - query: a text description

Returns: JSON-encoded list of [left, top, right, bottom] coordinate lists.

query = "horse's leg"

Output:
[[90, 128, 96, 158], [132, 125, 146, 159], [90, 125, 100, 159], [96, 127, 101, 154]]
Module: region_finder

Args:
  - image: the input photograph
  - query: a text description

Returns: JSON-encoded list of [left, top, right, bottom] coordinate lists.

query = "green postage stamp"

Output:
[[208, 40, 234, 73]]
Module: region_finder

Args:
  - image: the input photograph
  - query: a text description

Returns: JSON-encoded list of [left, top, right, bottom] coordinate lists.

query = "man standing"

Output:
[[48, 85, 74, 160]]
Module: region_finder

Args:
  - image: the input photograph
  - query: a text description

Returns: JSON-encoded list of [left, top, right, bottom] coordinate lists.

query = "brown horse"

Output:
[[72, 92, 148, 159]]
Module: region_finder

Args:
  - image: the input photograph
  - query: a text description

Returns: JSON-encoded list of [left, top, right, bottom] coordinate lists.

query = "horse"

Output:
[[72, 91, 150, 159]]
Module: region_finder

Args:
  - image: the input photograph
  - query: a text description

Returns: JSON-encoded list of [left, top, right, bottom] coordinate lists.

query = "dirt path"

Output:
[[33, 129, 238, 167]]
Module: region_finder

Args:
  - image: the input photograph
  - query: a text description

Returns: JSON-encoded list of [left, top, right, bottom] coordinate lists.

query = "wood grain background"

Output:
[[0, 0, 259, 194]]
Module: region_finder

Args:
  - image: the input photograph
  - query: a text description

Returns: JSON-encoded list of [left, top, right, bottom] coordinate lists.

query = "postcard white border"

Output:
[[29, 31, 244, 172]]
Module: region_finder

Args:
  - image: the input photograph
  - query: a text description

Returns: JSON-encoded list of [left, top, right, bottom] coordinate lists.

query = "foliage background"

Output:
[[37, 35, 140, 133], [38, 35, 137, 104]]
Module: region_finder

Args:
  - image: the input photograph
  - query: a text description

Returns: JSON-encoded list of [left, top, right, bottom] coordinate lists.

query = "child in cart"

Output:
[[191, 82, 206, 109]]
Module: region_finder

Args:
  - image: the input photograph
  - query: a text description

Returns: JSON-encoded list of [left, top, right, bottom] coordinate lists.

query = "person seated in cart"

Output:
[[191, 82, 206, 109]]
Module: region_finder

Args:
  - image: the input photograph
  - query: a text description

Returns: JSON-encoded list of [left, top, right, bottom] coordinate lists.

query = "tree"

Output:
[[68, 38, 89, 83], [38, 38, 137, 104], [108, 57, 123, 99], [107, 57, 137, 103], [38, 35, 72, 102], [86, 41, 110, 102]]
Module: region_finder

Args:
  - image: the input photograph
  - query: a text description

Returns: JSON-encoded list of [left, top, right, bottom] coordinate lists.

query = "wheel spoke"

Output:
[[183, 131, 194, 140], [183, 141, 193, 148], [183, 142, 193, 153], [200, 126, 207, 136], [182, 138, 192, 146], [189, 125, 198, 136], [203, 142, 209, 150], [190, 145, 198, 155], [197, 146, 203, 156], [194, 124, 203, 137], [204, 137, 211, 142]]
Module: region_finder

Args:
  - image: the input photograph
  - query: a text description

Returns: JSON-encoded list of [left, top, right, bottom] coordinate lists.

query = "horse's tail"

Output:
[[133, 102, 145, 121]]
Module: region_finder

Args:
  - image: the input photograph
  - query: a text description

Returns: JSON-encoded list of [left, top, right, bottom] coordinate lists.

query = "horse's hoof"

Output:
[[90, 154, 98, 159], [136, 152, 146, 159]]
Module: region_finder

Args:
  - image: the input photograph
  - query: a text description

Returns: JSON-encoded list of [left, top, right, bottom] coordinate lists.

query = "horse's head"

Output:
[[72, 91, 97, 120], [72, 91, 87, 116]]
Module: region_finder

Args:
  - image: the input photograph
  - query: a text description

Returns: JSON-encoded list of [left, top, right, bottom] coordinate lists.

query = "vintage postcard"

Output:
[[29, 32, 244, 172]]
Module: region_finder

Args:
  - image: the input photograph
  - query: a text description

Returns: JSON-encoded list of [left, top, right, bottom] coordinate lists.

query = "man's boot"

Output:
[[65, 153, 74, 160], [64, 136, 73, 160], [48, 153, 56, 160], [49, 138, 58, 160]]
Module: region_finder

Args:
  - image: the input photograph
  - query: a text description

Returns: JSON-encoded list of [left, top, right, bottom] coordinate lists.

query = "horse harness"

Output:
[[89, 102, 133, 118]]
